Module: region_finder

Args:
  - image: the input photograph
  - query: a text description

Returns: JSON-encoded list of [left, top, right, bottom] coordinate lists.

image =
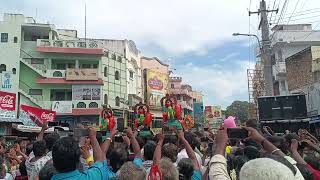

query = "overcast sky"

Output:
[[1, 0, 320, 108]]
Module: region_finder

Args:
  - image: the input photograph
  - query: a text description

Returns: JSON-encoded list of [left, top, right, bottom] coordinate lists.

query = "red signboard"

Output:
[[0, 91, 16, 119], [0, 91, 16, 111], [20, 105, 56, 126]]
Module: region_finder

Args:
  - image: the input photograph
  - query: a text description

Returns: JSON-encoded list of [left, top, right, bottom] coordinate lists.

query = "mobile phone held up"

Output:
[[73, 128, 89, 137], [227, 128, 249, 139], [117, 118, 125, 132]]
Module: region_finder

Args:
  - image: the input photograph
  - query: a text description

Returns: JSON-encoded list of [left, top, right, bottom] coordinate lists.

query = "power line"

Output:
[[269, 0, 278, 22], [270, 10, 320, 22], [286, 0, 301, 24]]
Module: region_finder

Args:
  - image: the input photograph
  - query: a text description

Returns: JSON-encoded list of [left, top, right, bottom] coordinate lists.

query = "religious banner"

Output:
[[20, 105, 56, 126], [146, 70, 168, 108], [0, 91, 16, 118], [1, 72, 13, 90], [204, 106, 222, 124]]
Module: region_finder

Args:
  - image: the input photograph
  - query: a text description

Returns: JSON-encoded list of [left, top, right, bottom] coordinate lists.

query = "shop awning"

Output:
[[12, 124, 69, 133], [0, 118, 22, 123]]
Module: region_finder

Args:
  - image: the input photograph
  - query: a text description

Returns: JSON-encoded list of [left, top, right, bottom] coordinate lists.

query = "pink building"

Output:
[[169, 77, 194, 117]]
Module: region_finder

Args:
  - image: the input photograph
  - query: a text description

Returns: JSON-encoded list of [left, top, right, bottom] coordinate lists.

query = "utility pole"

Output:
[[249, 0, 278, 96]]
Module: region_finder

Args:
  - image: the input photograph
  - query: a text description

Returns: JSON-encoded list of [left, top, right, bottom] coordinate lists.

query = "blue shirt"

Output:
[[192, 170, 201, 180], [52, 161, 110, 180]]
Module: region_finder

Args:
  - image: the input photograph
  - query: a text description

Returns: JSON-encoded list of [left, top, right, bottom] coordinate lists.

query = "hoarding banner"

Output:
[[52, 101, 72, 113], [0, 91, 16, 119], [204, 106, 222, 123], [72, 85, 101, 101], [20, 105, 56, 126], [146, 70, 168, 108], [66, 68, 98, 81]]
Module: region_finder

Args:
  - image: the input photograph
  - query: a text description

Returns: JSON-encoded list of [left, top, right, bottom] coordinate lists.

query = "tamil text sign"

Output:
[[1, 72, 13, 91], [0, 91, 16, 118], [146, 70, 168, 108], [52, 101, 72, 113], [72, 85, 101, 100], [66, 68, 98, 81]]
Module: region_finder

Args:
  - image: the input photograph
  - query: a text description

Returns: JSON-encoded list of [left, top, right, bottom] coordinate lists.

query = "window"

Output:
[[29, 89, 42, 95], [77, 102, 86, 108], [112, 54, 116, 60], [104, 94, 108, 105], [0, 64, 6, 73], [31, 58, 44, 64], [93, 64, 98, 69], [13, 37, 18, 43], [89, 102, 98, 108], [129, 71, 134, 79], [81, 64, 91, 68], [1, 33, 8, 42], [56, 64, 66, 70], [115, 96, 120, 107], [53, 71, 63, 77], [12, 68, 16, 74], [115, 71, 120, 80], [117, 56, 122, 63], [171, 84, 174, 88], [104, 67, 108, 77]]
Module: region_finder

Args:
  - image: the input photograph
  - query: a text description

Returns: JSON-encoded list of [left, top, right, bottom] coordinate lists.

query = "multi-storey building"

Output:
[[270, 24, 320, 95], [141, 56, 169, 129], [0, 14, 129, 131], [192, 91, 204, 125], [169, 77, 194, 117]]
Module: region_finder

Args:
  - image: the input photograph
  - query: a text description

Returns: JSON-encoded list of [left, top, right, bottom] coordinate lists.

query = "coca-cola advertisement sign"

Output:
[[20, 105, 56, 126], [0, 91, 16, 118]]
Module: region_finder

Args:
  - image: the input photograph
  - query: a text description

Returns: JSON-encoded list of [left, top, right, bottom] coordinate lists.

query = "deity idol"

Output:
[[99, 105, 116, 132], [160, 94, 183, 130], [134, 102, 152, 129]]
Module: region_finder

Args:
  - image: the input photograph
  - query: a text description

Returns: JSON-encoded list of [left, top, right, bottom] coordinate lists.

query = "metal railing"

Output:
[[19, 80, 43, 102]]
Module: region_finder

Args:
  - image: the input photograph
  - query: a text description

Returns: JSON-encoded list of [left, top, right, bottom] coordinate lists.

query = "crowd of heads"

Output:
[[0, 120, 318, 180]]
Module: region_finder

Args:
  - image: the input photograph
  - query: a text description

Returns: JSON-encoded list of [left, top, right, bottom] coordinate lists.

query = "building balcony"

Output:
[[170, 89, 193, 98], [178, 100, 193, 111], [41, 100, 102, 115], [36, 39, 104, 55], [36, 68, 103, 85], [272, 62, 287, 81], [271, 30, 320, 46]]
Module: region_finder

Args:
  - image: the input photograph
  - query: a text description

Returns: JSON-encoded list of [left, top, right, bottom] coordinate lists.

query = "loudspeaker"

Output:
[[258, 95, 307, 121]]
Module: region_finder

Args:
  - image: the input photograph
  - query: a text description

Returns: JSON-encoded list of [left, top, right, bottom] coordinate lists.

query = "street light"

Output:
[[232, 33, 261, 50]]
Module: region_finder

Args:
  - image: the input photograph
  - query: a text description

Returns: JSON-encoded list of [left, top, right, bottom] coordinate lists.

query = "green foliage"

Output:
[[225, 101, 250, 124]]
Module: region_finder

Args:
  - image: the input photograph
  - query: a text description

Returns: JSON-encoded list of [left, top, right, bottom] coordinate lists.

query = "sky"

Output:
[[1, 0, 320, 108]]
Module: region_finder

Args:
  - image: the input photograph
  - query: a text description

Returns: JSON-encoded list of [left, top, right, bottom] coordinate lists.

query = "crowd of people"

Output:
[[0, 119, 319, 180]]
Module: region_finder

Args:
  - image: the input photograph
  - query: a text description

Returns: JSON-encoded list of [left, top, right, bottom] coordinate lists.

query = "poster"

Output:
[[72, 85, 101, 101], [0, 91, 16, 118], [52, 101, 72, 113], [20, 105, 56, 126], [146, 70, 168, 108], [1, 72, 13, 90], [204, 106, 222, 123]]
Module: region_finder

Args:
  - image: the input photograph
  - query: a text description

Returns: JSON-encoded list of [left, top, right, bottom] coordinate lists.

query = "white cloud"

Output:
[[175, 60, 255, 108]]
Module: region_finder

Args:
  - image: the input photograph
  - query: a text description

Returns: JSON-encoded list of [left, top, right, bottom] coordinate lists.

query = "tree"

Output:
[[225, 101, 250, 124]]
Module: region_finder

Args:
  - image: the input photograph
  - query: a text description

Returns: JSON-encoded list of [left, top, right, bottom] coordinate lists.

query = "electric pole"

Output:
[[250, 0, 278, 96]]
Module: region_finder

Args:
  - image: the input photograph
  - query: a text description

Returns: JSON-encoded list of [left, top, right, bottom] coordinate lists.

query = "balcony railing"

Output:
[[45, 70, 66, 78], [41, 100, 102, 114], [37, 39, 103, 49], [271, 31, 320, 46]]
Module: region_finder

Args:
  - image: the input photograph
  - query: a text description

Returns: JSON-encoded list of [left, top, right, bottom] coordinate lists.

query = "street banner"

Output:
[[20, 105, 56, 126], [0, 91, 16, 118], [52, 101, 72, 113], [146, 70, 168, 108], [204, 106, 222, 123]]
